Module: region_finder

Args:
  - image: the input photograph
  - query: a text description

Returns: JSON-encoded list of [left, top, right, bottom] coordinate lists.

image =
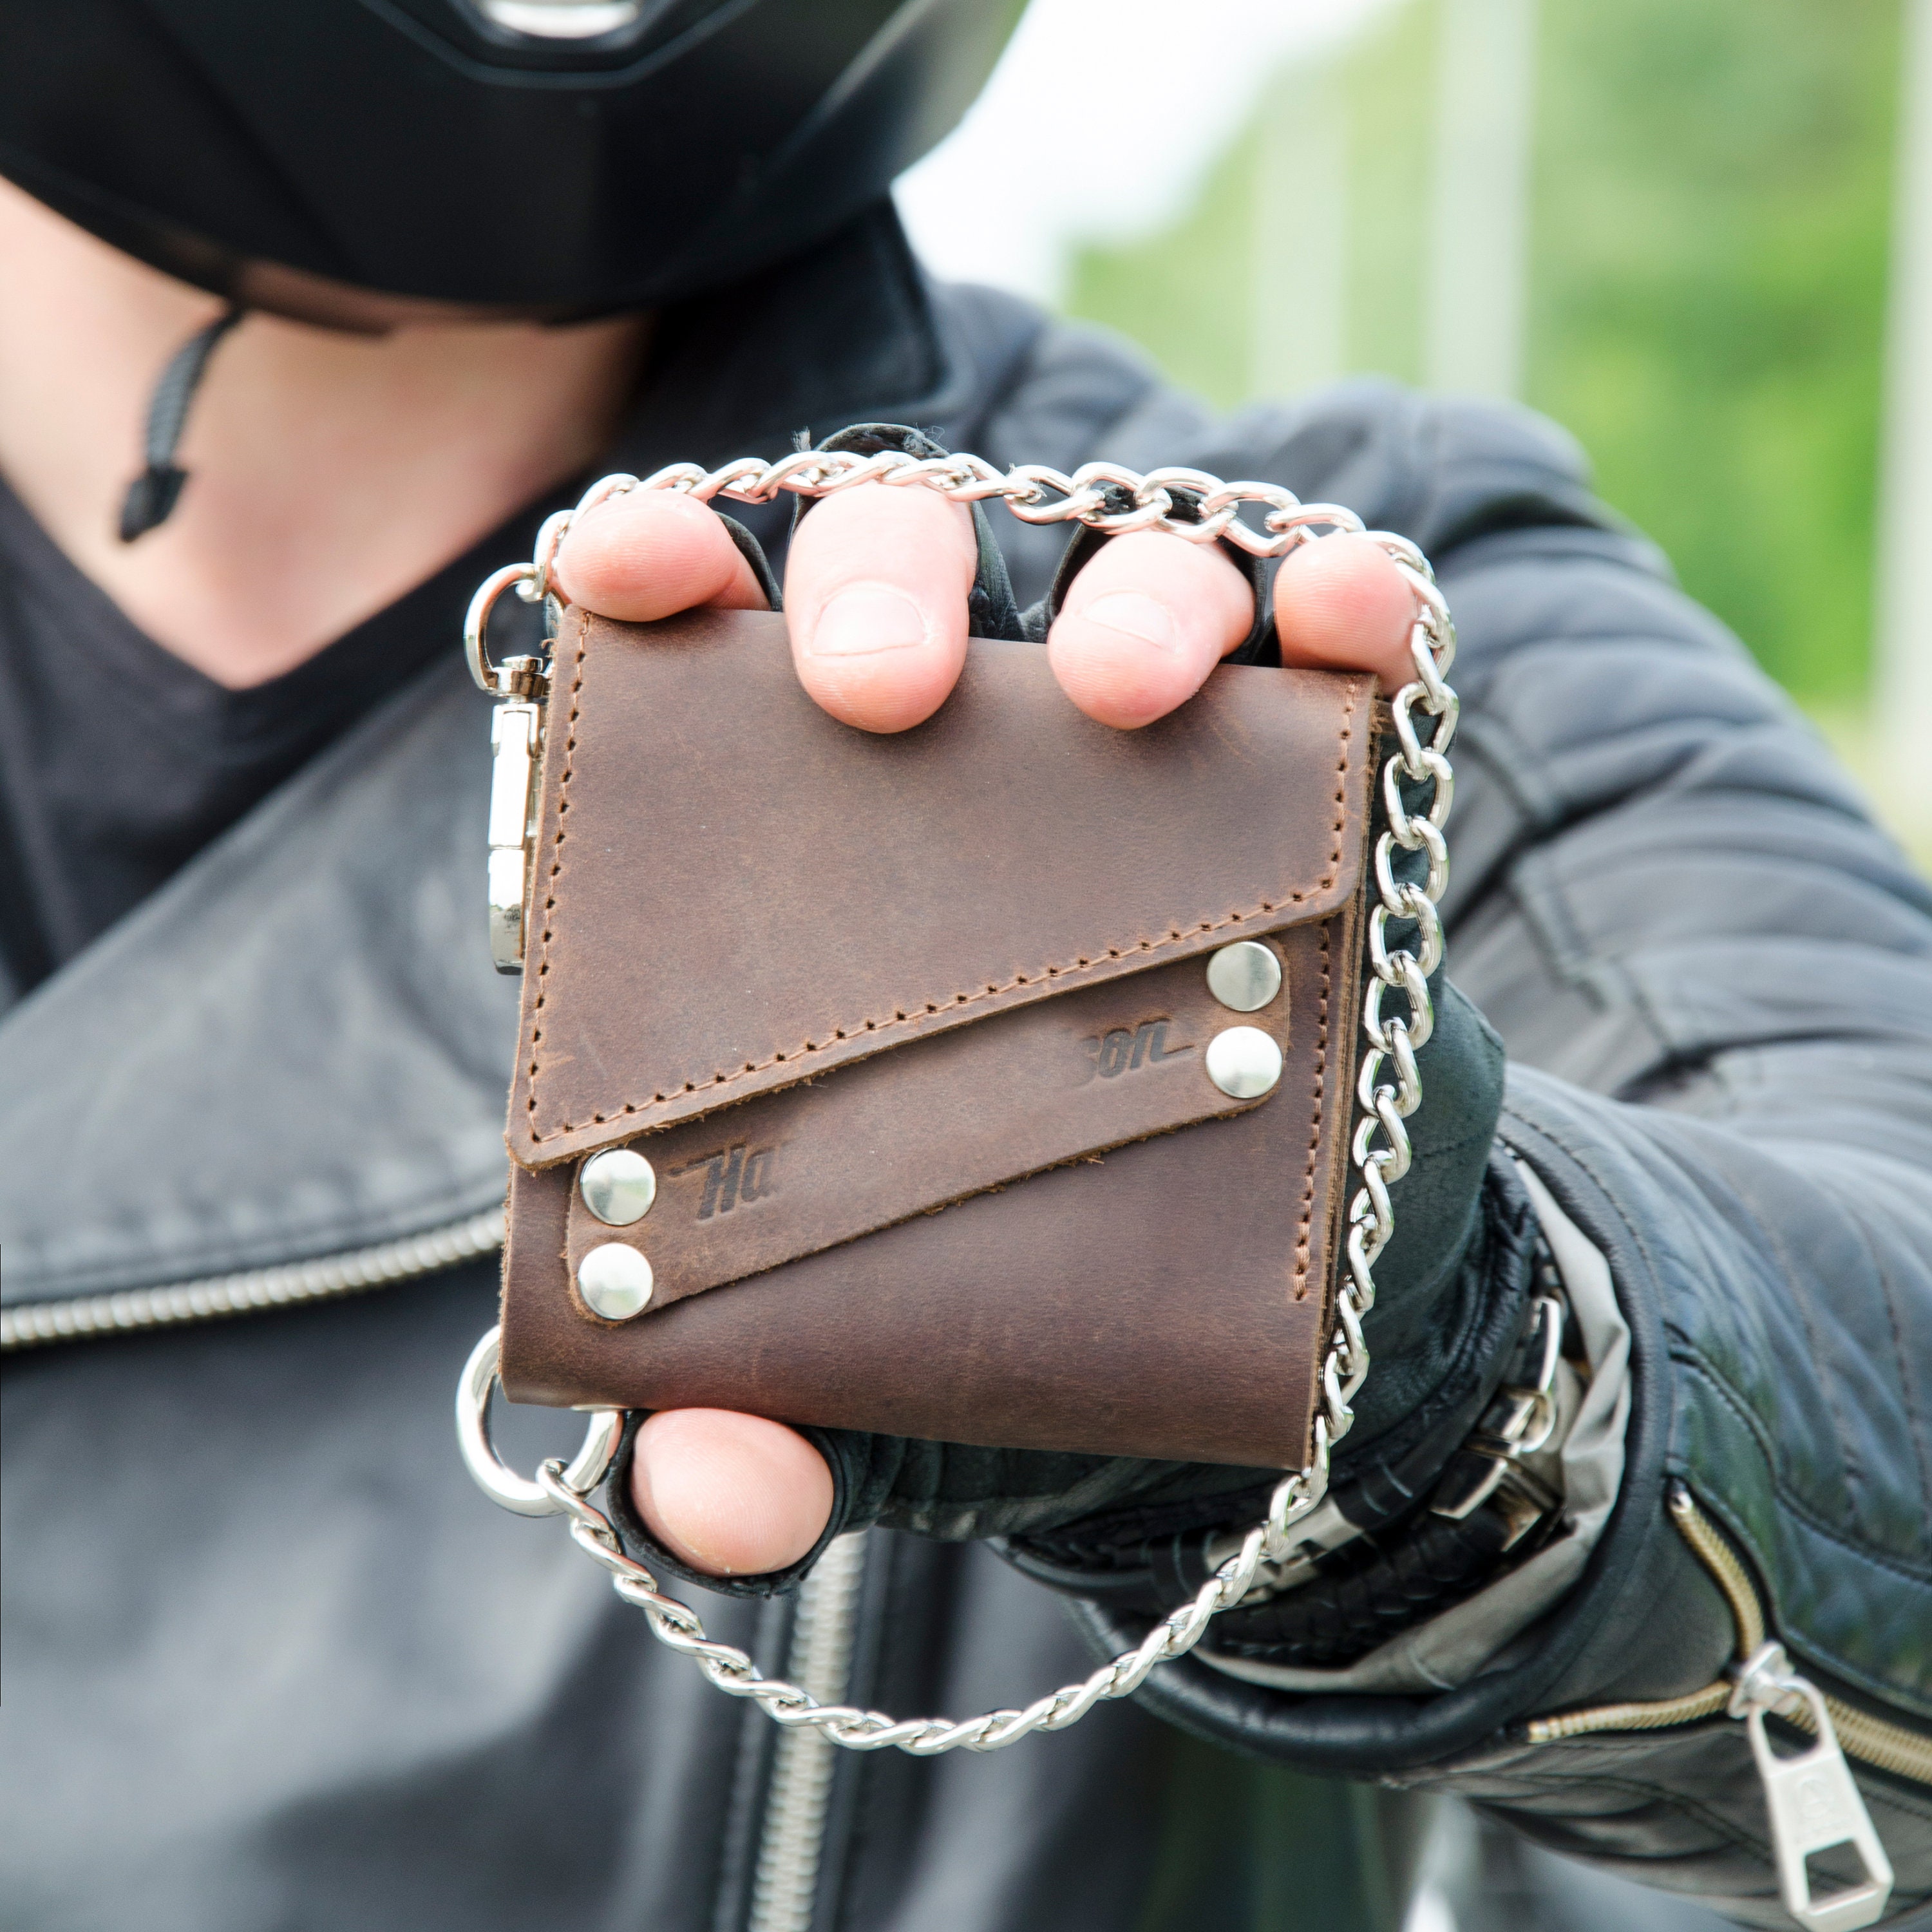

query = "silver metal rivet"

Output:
[[1206, 1026, 1284, 1100], [580, 1148, 656, 1226], [577, 1242, 653, 1320], [1206, 940, 1282, 1013]]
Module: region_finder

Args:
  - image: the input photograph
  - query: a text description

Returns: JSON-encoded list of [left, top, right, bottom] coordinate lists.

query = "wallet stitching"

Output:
[[523, 623, 589, 1112], [563, 962, 1270, 1300], [524, 649, 1358, 1144], [1293, 918, 1331, 1302]]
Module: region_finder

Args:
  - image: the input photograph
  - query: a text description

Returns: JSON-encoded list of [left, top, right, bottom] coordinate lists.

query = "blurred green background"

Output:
[[1066, 0, 1901, 712]]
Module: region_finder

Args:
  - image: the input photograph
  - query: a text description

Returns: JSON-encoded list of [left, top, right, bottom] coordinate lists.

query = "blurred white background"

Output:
[[896, 0, 1394, 303], [897, 0, 1932, 857]]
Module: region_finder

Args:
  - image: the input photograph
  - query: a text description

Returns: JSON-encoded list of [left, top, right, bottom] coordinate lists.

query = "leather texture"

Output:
[[555, 945, 1285, 1313], [507, 607, 1370, 1164], [498, 606, 1374, 1466]]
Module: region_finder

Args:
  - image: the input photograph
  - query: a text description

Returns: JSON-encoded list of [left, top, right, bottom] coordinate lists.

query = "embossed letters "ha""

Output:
[[676, 1143, 779, 1220]]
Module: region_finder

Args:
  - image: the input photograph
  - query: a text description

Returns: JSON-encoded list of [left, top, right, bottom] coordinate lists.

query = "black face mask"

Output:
[[0, 0, 1020, 320]]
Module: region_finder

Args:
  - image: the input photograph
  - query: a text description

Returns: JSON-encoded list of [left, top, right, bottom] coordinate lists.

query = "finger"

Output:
[[552, 489, 768, 621], [1046, 531, 1255, 729], [784, 482, 977, 733], [1272, 532, 1418, 687], [629, 1409, 834, 1578]]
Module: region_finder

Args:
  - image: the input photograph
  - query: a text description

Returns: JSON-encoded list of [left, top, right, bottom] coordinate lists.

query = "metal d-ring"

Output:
[[456, 1325, 624, 1517]]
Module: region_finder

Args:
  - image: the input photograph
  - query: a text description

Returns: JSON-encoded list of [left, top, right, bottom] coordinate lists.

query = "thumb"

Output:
[[629, 1409, 834, 1577]]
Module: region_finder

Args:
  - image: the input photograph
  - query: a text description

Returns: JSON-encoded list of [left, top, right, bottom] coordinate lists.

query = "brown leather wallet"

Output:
[[497, 603, 1377, 1470]]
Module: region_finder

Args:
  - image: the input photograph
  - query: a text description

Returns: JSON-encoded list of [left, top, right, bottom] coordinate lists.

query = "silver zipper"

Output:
[[1727, 1641, 1897, 1932], [0, 1208, 505, 1352], [748, 1531, 871, 1932], [1529, 1484, 1915, 1931]]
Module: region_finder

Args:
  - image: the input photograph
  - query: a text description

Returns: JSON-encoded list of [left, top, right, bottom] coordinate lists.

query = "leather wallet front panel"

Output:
[[504, 911, 1360, 1467], [561, 940, 1289, 1313], [507, 608, 1372, 1170], [498, 607, 1376, 1466]]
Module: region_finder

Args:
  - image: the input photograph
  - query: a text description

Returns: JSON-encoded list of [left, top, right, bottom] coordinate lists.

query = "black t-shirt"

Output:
[[0, 477, 552, 997]]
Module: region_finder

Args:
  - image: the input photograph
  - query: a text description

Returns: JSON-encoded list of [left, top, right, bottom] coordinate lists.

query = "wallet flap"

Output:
[[502, 911, 1361, 1464], [508, 607, 1374, 1170], [562, 938, 1293, 1312]]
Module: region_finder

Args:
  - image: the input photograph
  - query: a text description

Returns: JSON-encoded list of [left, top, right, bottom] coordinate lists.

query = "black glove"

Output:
[[824, 977, 1523, 1533]]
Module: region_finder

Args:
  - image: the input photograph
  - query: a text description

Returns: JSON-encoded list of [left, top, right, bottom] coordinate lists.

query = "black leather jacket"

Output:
[[3, 207, 1929, 1931]]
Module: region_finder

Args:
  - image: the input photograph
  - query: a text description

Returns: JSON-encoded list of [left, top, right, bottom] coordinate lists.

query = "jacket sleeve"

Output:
[[1050, 377, 1932, 1926]]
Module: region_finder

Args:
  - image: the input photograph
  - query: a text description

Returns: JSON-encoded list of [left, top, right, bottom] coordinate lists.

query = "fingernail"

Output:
[[809, 583, 929, 657], [1077, 590, 1182, 652]]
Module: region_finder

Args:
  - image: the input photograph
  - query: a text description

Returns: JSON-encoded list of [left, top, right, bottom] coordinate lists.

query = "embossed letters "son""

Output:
[[1079, 1018, 1195, 1083]]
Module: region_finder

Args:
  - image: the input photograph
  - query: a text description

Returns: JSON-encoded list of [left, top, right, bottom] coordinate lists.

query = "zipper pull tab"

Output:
[[1729, 1643, 1894, 1932]]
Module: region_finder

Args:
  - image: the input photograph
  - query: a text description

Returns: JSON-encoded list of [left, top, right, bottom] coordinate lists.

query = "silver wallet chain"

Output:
[[455, 449, 1458, 1756]]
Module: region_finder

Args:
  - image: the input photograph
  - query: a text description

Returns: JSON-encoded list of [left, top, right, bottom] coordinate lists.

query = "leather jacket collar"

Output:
[[0, 205, 983, 1307]]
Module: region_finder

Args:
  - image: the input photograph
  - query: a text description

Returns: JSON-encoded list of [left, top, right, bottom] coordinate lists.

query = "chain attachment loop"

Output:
[[456, 1327, 623, 1516]]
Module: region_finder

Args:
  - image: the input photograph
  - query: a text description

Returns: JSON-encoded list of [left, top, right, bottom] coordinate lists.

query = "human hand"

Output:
[[551, 463, 1423, 1578]]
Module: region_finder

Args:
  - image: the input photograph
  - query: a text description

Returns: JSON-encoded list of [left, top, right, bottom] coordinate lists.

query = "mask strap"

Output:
[[118, 305, 244, 542]]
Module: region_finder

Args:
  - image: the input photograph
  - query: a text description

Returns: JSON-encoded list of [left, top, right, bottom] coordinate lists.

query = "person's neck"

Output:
[[0, 178, 649, 688]]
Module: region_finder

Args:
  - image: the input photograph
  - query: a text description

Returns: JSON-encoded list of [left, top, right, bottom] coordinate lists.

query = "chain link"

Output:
[[457, 451, 1457, 1754], [465, 453, 1396, 694]]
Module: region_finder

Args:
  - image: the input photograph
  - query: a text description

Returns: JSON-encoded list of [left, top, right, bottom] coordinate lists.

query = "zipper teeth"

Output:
[[1823, 1700, 1932, 1784], [1526, 1486, 1932, 1785], [1716, 1672, 1932, 1786], [1528, 1683, 1731, 1739], [1665, 1485, 1765, 1653], [748, 1532, 870, 1932], [0, 1209, 505, 1353]]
